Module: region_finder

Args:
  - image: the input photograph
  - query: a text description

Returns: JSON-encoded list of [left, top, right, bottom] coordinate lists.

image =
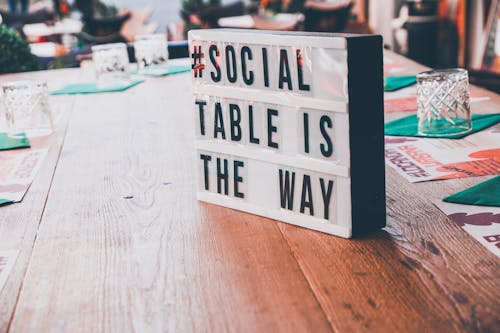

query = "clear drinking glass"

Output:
[[416, 68, 471, 137], [134, 34, 169, 74], [1, 80, 53, 137], [92, 43, 131, 88]]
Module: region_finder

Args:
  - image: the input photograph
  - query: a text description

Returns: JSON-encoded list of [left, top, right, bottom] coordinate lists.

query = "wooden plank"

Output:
[[4, 52, 499, 332], [276, 52, 500, 332], [277, 170, 500, 332], [7, 68, 333, 332], [0, 68, 81, 333]]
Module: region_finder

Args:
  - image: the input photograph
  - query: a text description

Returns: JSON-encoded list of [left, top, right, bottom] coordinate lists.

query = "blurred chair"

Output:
[[197, 1, 245, 28], [84, 14, 130, 37], [303, 0, 353, 32], [217, 13, 304, 31], [253, 13, 304, 31], [0, 9, 54, 33], [77, 6, 158, 45], [181, 0, 246, 31], [77, 13, 130, 45], [469, 70, 500, 94]]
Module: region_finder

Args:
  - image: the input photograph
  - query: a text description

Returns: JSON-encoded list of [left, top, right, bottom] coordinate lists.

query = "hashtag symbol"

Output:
[[191, 45, 205, 78]]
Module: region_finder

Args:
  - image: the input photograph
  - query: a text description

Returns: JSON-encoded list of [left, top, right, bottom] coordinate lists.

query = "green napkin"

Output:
[[384, 75, 417, 92], [131, 64, 191, 77], [0, 132, 30, 151], [444, 176, 500, 207], [50, 79, 144, 95], [385, 114, 500, 139]]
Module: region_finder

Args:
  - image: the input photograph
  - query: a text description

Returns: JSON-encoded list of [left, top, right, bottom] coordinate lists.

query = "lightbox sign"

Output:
[[189, 29, 386, 238]]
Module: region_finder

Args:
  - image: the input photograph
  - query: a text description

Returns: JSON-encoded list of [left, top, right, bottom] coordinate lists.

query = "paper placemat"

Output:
[[434, 200, 500, 257], [0, 149, 48, 205], [385, 124, 500, 183]]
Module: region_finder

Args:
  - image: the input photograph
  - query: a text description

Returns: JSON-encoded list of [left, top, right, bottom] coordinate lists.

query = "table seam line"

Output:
[[275, 223, 336, 333], [5, 96, 76, 333]]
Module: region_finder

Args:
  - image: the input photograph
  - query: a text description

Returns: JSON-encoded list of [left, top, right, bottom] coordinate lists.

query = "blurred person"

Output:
[[8, 0, 29, 13]]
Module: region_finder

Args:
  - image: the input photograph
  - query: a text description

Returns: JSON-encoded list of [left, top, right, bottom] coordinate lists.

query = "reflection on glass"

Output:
[[92, 43, 131, 88], [134, 34, 169, 74], [1, 80, 53, 137], [417, 68, 471, 137]]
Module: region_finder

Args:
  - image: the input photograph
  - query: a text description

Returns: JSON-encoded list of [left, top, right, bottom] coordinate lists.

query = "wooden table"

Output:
[[0, 54, 499, 333]]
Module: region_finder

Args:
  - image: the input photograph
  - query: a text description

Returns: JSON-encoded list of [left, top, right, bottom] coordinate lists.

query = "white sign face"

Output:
[[189, 29, 386, 238]]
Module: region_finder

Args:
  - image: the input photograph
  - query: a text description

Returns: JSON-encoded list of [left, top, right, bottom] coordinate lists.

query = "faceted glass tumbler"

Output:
[[416, 68, 471, 137], [1, 80, 53, 137], [92, 43, 131, 88], [134, 34, 168, 74]]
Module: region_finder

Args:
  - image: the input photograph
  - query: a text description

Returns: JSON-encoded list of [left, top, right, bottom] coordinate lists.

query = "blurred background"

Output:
[[0, 0, 499, 91]]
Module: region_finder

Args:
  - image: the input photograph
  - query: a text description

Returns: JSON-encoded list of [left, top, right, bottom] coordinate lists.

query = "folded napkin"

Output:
[[444, 176, 500, 207], [385, 114, 500, 139], [50, 79, 144, 95], [0, 132, 30, 151], [384, 75, 417, 92], [0, 199, 13, 206], [131, 64, 191, 77]]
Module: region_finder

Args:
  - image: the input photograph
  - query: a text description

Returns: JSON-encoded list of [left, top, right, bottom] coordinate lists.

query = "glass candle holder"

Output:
[[416, 68, 471, 137], [92, 43, 131, 88], [134, 34, 169, 74], [1, 80, 53, 137]]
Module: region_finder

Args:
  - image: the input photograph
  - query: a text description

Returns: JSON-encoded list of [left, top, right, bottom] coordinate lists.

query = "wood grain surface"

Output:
[[0, 68, 81, 332], [0, 53, 499, 333]]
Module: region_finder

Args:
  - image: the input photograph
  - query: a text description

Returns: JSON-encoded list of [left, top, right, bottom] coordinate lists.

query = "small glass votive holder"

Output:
[[416, 68, 472, 137], [92, 43, 131, 88], [134, 34, 169, 74], [1, 80, 53, 138]]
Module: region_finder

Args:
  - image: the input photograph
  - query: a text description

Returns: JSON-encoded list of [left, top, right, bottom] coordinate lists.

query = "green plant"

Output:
[[0, 24, 39, 74]]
